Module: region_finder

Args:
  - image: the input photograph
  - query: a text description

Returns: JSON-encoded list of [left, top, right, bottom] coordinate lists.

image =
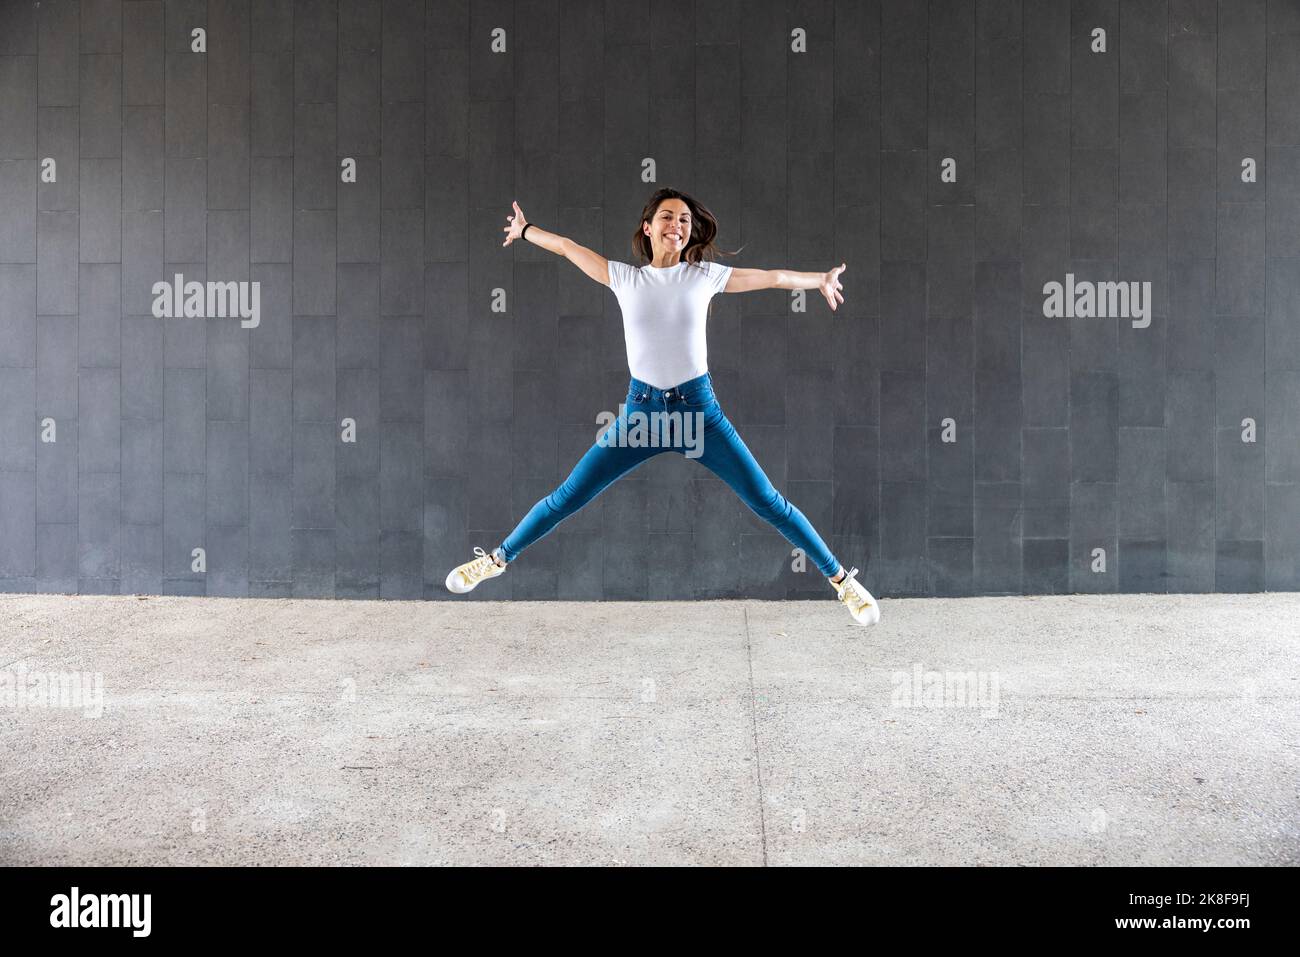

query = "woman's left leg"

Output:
[[691, 403, 843, 579]]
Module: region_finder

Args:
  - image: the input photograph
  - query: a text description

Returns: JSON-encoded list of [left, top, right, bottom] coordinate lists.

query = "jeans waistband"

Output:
[[627, 371, 714, 402]]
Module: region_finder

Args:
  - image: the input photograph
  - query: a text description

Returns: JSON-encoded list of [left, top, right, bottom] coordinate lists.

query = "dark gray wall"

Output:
[[0, 0, 1298, 600]]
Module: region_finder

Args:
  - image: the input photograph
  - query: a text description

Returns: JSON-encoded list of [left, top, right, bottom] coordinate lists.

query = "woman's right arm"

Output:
[[504, 202, 611, 286], [562, 237, 612, 287]]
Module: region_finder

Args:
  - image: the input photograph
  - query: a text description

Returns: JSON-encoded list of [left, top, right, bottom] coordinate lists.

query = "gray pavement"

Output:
[[1, 592, 1297, 866]]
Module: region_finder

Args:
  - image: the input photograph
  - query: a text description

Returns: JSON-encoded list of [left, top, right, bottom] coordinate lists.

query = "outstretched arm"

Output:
[[724, 263, 847, 311], [502, 200, 611, 286]]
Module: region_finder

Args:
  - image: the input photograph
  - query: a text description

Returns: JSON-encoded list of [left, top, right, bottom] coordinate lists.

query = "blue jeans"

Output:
[[498, 372, 843, 577]]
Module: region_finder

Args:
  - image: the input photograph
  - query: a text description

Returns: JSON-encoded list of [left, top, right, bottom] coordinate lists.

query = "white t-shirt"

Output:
[[606, 259, 734, 389]]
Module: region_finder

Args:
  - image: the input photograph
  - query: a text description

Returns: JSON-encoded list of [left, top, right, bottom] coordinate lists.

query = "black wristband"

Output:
[[521, 222, 533, 240]]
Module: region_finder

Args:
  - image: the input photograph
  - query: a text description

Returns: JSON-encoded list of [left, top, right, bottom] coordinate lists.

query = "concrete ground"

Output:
[[1, 592, 1297, 866]]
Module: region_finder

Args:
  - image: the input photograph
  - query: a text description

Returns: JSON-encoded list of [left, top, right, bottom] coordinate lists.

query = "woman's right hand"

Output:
[[502, 200, 529, 247]]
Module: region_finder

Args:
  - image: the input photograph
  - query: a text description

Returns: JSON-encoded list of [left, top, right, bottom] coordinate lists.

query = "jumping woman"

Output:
[[445, 188, 880, 626]]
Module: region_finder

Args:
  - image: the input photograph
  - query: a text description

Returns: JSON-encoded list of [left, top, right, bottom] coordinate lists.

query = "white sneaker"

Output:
[[445, 546, 507, 594], [830, 566, 881, 626]]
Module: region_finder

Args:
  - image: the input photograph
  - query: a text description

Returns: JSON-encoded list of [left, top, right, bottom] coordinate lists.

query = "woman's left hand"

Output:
[[820, 263, 846, 311]]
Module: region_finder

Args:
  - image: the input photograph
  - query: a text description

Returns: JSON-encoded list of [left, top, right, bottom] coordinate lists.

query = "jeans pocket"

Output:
[[682, 390, 715, 408]]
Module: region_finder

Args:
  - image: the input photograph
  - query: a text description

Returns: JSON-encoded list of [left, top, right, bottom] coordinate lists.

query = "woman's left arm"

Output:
[[724, 263, 846, 311]]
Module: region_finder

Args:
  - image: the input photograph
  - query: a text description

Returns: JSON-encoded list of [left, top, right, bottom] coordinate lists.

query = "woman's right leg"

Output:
[[498, 417, 663, 562]]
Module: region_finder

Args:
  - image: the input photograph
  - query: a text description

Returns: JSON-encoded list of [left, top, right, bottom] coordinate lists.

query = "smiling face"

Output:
[[644, 198, 692, 261]]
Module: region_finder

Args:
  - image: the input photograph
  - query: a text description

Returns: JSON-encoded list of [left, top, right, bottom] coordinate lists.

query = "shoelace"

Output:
[[461, 546, 500, 585], [836, 566, 872, 611]]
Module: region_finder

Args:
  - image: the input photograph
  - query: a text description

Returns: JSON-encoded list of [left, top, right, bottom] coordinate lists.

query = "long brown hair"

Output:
[[630, 188, 742, 317], [630, 187, 742, 269]]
